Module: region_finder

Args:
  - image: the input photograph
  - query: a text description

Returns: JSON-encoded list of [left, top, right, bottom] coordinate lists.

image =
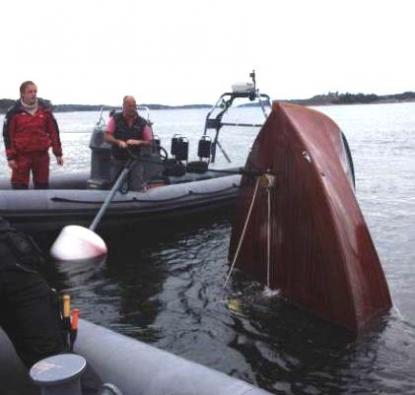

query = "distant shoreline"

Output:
[[0, 101, 212, 114], [1, 91, 414, 113], [287, 91, 415, 107], [0, 101, 213, 114]]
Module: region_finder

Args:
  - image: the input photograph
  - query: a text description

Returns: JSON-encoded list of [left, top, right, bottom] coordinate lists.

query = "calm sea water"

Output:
[[1, 103, 415, 394]]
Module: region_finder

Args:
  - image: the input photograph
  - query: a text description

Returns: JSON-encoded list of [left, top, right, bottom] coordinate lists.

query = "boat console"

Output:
[[87, 70, 271, 190], [87, 126, 164, 190]]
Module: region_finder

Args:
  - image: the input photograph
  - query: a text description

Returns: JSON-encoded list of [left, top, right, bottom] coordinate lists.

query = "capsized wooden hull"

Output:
[[229, 102, 392, 332]]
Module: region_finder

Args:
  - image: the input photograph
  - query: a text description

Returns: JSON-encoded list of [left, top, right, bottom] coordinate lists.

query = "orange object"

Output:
[[71, 308, 80, 330], [229, 102, 392, 332], [62, 294, 71, 318]]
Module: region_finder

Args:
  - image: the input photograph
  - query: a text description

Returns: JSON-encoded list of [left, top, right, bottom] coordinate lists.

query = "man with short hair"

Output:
[[2, 81, 63, 189], [104, 96, 153, 191]]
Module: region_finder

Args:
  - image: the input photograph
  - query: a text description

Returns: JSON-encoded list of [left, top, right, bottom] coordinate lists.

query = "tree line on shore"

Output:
[[0, 99, 211, 114], [289, 91, 415, 106], [1, 91, 414, 113]]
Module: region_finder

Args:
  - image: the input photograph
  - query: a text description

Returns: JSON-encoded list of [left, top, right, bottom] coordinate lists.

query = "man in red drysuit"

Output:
[[2, 81, 64, 189]]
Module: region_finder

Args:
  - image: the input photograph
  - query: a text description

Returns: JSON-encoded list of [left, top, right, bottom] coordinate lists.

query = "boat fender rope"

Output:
[[51, 194, 189, 204]]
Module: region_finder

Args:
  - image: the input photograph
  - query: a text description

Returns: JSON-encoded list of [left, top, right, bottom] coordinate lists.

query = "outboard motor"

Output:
[[87, 126, 113, 189]]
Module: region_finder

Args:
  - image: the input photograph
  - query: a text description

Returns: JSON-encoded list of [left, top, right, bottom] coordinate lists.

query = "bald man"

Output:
[[104, 96, 153, 191]]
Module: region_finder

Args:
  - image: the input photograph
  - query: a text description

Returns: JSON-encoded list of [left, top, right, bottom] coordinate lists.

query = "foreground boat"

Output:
[[0, 319, 272, 395], [229, 102, 392, 332], [0, 73, 271, 233]]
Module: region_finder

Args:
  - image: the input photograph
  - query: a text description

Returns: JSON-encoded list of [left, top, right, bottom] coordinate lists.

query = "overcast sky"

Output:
[[1, 0, 414, 106]]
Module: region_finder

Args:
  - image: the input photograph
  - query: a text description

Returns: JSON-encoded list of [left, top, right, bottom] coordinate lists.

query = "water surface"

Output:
[[1, 103, 414, 394]]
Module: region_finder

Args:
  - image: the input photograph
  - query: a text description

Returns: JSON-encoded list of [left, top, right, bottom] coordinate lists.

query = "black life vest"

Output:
[[0, 218, 45, 272], [111, 112, 148, 160]]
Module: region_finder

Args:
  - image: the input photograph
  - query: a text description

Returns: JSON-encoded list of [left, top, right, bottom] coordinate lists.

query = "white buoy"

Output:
[[50, 159, 133, 261], [50, 225, 107, 261]]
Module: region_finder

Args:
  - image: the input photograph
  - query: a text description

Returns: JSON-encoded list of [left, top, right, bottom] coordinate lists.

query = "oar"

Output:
[[50, 158, 134, 261]]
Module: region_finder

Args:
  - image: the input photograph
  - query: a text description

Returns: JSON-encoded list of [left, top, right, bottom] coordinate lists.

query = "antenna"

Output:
[[249, 70, 256, 91]]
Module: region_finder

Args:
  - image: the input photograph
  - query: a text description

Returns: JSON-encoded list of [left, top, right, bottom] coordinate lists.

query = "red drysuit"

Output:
[[3, 99, 63, 189]]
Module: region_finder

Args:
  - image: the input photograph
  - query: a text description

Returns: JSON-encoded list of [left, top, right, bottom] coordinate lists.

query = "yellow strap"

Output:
[[62, 294, 71, 318]]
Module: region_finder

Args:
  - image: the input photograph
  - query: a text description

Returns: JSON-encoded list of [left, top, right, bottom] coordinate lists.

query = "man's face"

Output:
[[123, 98, 137, 118], [21, 84, 38, 105]]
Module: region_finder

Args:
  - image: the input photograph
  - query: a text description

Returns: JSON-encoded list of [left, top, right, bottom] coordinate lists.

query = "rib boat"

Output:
[[0, 73, 271, 233]]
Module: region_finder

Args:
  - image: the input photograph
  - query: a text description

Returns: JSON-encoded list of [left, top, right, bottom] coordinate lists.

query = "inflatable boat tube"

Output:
[[0, 173, 241, 232], [0, 319, 271, 395]]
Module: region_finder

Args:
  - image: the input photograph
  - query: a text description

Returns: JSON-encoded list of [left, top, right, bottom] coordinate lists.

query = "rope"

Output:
[[266, 185, 272, 288], [224, 177, 260, 288], [51, 195, 187, 204]]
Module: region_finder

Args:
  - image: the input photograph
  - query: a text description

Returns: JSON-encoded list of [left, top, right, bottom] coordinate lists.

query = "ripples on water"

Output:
[[1, 103, 415, 393]]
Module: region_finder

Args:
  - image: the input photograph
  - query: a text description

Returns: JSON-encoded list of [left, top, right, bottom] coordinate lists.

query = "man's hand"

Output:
[[7, 160, 17, 170], [126, 139, 141, 146], [117, 140, 128, 148], [56, 156, 64, 166]]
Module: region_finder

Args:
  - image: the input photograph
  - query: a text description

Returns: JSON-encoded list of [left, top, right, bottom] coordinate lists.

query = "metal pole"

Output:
[[89, 160, 132, 232], [257, 92, 270, 120], [215, 140, 232, 163]]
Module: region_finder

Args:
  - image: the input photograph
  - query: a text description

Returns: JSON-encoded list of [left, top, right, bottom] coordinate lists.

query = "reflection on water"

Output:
[[2, 103, 415, 393]]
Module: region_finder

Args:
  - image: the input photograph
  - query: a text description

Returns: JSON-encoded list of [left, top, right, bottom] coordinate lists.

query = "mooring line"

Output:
[[224, 177, 260, 287]]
